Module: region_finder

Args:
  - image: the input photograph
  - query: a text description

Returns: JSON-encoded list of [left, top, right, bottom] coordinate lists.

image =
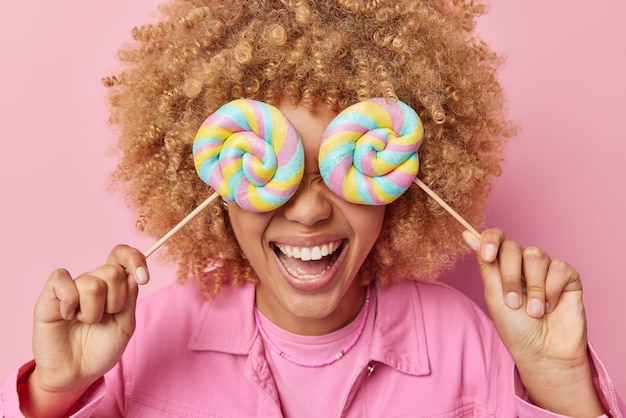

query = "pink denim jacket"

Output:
[[2, 279, 624, 417]]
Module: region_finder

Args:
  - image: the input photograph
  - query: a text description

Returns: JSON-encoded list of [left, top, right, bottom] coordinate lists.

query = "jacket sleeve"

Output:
[[0, 360, 125, 417], [505, 343, 626, 417], [1, 361, 36, 417]]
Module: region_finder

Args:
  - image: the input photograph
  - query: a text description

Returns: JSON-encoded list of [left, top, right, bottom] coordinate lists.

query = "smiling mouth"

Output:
[[273, 240, 344, 279]]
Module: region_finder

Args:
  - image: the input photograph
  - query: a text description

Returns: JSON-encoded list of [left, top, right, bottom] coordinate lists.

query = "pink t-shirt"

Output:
[[257, 289, 377, 417]]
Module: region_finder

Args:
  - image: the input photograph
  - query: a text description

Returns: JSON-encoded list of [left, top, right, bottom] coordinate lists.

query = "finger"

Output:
[[106, 244, 150, 285], [117, 271, 140, 334], [497, 240, 524, 310], [462, 229, 505, 310], [74, 275, 108, 324], [478, 228, 505, 263], [37, 268, 80, 322], [522, 246, 551, 318], [545, 259, 582, 313], [83, 263, 141, 335], [88, 264, 129, 314]]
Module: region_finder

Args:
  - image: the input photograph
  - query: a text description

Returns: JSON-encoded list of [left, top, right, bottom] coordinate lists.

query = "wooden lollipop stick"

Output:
[[413, 178, 481, 238], [143, 180, 478, 257], [143, 193, 219, 258]]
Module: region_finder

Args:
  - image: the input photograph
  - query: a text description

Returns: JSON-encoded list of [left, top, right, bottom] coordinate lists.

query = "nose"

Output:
[[280, 175, 333, 226]]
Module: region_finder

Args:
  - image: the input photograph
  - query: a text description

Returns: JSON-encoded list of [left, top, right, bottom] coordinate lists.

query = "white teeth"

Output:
[[275, 241, 341, 261], [301, 248, 311, 261]]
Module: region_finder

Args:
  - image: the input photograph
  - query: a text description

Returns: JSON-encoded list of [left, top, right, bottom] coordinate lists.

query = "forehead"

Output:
[[275, 100, 338, 173]]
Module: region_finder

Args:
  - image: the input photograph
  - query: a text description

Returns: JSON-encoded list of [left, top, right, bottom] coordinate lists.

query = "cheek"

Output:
[[368, 209, 386, 243], [227, 206, 271, 248], [349, 205, 386, 246]]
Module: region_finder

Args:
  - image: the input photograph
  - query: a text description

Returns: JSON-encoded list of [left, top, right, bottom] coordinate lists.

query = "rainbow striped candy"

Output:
[[319, 98, 424, 205], [193, 99, 305, 212]]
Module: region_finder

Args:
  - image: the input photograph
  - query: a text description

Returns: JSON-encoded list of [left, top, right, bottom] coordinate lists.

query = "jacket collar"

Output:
[[371, 281, 431, 376], [188, 280, 431, 377], [188, 281, 257, 355]]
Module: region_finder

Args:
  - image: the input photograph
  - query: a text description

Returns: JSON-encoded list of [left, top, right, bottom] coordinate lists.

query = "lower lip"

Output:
[[273, 244, 348, 292]]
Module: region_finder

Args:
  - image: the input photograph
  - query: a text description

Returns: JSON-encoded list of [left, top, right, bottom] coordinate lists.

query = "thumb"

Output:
[[113, 274, 140, 338], [462, 230, 507, 310]]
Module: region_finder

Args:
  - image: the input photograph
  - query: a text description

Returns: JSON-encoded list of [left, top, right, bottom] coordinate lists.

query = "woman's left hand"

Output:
[[462, 228, 605, 416]]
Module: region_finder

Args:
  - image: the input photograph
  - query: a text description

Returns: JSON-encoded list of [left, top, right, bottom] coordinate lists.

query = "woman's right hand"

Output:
[[20, 245, 149, 418]]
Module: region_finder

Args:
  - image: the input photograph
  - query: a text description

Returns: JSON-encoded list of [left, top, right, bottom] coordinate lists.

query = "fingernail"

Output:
[[462, 230, 479, 251], [528, 299, 544, 317], [482, 245, 496, 262], [135, 266, 149, 284], [506, 292, 521, 309], [64, 308, 76, 321]]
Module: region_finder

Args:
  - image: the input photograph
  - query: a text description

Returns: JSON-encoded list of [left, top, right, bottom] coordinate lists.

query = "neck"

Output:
[[255, 283, 367, 335]]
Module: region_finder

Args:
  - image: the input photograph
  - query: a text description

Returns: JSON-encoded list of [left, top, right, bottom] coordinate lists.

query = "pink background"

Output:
[[1, 0, 624, 398]]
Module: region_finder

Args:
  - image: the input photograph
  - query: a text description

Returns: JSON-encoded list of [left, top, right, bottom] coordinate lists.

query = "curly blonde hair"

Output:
[[104, 0, 516, 298]]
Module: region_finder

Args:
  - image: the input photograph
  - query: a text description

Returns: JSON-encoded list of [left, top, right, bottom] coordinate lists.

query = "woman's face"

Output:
[[227, 99, 385, 336]]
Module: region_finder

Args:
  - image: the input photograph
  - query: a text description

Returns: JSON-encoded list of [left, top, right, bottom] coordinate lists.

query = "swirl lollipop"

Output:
[[143, 99, 305, 257], [319, 98, 424, 205], [319, 97, 480, 237], [193, 99, 305, 212]]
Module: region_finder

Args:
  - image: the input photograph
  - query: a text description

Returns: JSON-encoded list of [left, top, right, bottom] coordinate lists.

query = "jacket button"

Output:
[[366, 361, 377, 376]]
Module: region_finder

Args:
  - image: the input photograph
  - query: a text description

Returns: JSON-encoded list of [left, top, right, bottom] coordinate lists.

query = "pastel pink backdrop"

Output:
[[1, 0, 624, 398]]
